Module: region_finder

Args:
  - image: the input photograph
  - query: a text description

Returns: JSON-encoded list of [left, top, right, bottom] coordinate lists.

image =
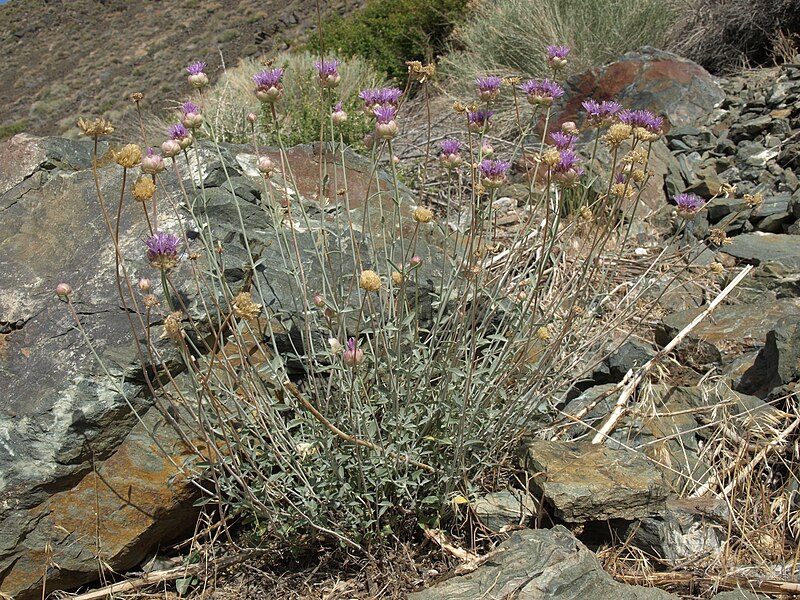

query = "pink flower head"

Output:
[[168, 123, 193, 149], [373, 104, 397, 125], [181, 101, 203, 128], [377, 87, 403, 106], [475, 76, 503, 102], [519, 79, 564, 106], [186, 61, 208, 88], [332, 101, 348, 125]]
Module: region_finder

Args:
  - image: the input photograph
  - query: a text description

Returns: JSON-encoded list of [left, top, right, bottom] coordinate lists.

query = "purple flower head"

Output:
[[359, 88, 380, 107], [550, 131, 576, 150], [475, 76, 502, 101], [555, 149, 580, 172], [314, 59, 340, 77], [182, 101, 200, 115], [334, 101, 343, 112], [377, 87, 403, 106], [186, 61, 206, 75], [343, 337, 365, 366], [479, 159, 510, 188], [253, 68, 285, 89], [373, 105, 397, 125], [615, 172, 627, 184], [467, 109, 494, 131], [582, 99, 622, 121], [546, 45, 570, 60], [145, 232, 181, 270], [673, 192, 703, 217], [314, 59, 341, 88], [439, 138, 463, 155], [618, 109, 662, 133], [169, 123, 190, 140], [520, 79, 564, 105]]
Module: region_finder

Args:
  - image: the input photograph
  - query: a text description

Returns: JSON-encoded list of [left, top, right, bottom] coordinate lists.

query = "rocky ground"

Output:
[[0, 0, 363, 140], [2, 49, 800, 599]]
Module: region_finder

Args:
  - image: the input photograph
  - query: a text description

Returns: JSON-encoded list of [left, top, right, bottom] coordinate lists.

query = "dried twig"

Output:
[[422, 528, 478, 562], [59, 550, 267, 600], [591, 265, 753, 444]]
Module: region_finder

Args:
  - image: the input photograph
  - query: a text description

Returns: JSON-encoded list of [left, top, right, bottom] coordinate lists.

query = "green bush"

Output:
[[197, 52, 388, 148], [442, 0, 680, 92], [312, 0, 471, 80], [0, 120, 27, 140]]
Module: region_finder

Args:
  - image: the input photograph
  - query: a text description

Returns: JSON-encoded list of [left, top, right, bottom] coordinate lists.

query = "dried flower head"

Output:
[[132, 175, 156, 202], [146, 232, 181, 270], [709, 261, 725, 274], [603, 123, 632, 147], [143, 294, 159, 309], [610, 182, 634, 199], [77, 116, 114, 137], [540, 148, 561, 167], [130, 92, 144, 103], [720, 182, 737, 197], [536, 325, 551, 341], [413, 206, 434, 223], [707, 228, 730, 247], [163, 311, 183, 341], [391, 271, 404, 285], [232, 291, 262, 320], [114, 144, 142, 168], [406, 60, 435, 81], [744, 192, 764, 209], [360, 270, 381, 292]]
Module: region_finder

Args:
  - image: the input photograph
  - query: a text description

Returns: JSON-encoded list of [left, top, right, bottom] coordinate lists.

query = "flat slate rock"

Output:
[[409, 527, 677, 600], [722, 232, 800, 270], [518, 439, 668, 522]]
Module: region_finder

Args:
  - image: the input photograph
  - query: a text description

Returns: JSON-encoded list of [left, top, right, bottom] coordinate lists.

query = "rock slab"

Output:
[[518, 439, 668, 522], [409, 527, 677, 600]]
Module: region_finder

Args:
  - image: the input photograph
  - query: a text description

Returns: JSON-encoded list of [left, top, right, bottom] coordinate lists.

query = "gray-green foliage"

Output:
[[203, 52, 388, 148]]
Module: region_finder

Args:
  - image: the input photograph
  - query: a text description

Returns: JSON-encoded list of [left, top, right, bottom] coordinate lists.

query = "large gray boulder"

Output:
[[0, 133, 431, 599]]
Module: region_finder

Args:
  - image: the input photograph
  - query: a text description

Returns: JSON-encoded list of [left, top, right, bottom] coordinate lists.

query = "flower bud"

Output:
[[161, 139, 182, 158], [257, 156, 274, 177], [56, 283, 72, 298], [313, 294, 324, 308], [138, 278, 151, 293], [246, 112, 258, 123], [409, 255, 423, 268], [141, 149, 165, 174]]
